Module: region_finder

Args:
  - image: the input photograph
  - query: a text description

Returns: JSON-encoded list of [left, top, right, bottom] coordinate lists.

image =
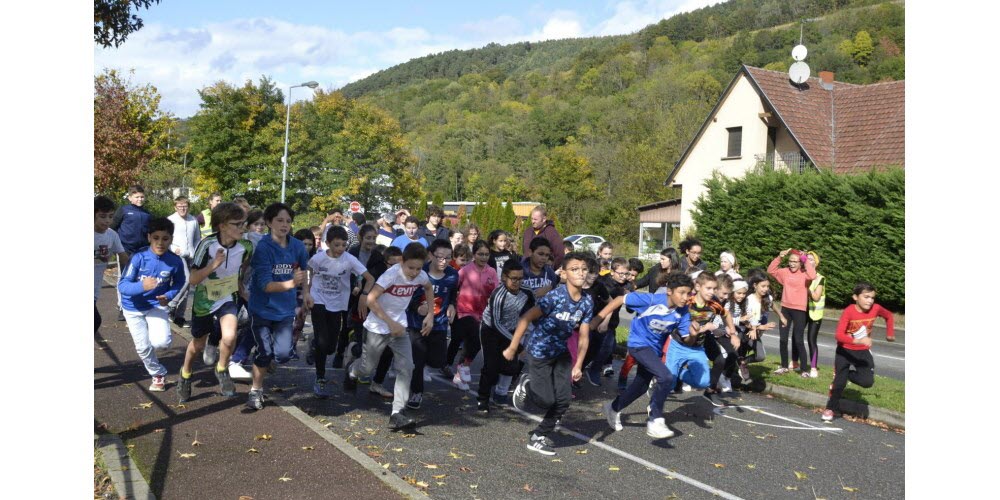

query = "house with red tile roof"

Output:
[[654, 64, 904, 236]]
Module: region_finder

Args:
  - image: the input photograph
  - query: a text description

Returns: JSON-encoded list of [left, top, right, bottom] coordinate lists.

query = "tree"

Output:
[[95, 0, 161, 48], [94, 69, 169, 195], [851, 31, 875, 66]]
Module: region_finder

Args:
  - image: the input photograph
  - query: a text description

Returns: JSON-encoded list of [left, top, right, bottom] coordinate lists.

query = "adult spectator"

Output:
[[393, 209, 410, 234], [521, 205, 565, 269], [376, 213, 397, 247], [420, 205, 451, 242], [168, 195, 201, 327], [678, 236, 707, 275], [198, 192, 222, 237], [634, 247, 680, 293]]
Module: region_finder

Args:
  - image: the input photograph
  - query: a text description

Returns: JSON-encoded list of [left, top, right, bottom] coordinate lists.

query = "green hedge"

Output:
[[690, 168, 904, 311]]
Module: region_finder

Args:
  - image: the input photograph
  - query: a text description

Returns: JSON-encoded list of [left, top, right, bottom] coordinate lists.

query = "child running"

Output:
[[444, 240, 497, 385], [176, 203, 253, 402], [822, 281, 895, 422], [593, 271, 691, 439], [584, 257, 629, 386], [345, 242, 434, 430], [305, 226, 374, 398], [507, 252, 594, 456], [477, 259, 535, 413], [118, 217, 187, 391]]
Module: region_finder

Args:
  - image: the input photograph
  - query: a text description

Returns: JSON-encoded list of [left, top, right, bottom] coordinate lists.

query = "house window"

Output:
[[726, 127, 742, 158]]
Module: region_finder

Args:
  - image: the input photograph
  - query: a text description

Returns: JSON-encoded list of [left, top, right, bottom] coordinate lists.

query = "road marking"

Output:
[[766, 339, 905, 362], [429, 373, 745, 500], [715, 405, 842, 432]]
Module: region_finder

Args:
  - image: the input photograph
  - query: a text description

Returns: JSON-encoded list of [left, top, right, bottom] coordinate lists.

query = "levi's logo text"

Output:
[[386, 284, 420, 297]]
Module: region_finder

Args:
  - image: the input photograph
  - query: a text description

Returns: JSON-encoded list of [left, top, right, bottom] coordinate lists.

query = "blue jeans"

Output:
[[250, 314, 294, 368], [665, 339, 710, 389], [612, 346, 674, 421]]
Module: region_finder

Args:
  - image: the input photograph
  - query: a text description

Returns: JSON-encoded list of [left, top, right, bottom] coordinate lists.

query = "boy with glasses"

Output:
[[477, 259, 535, 413]]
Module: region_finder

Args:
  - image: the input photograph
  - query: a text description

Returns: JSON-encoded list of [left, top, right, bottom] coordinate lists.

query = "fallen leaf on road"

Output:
[[459, 467, 473, 473], [551, 459, 562, 462], [255, 434, 272, 441], [302, 446, 314, 451], [470, 484, 478, 489], [318, 418, 329, 424], [416, 481, 429, 488], [523, 483, 534, 492], [843, 486, 858, 493], [609, 466, 620, 471], [575, 450, 588, 454], [382, 463, 391, 469], [392, 447, 404, 452], [133, 402, 153, 410], [436, 482, 446, 486], [449, 451, 462, 459], [712, 463, 725, 468], [170, 404, 187, 409], [747, 464, 756, 469], [238, 496, 253, 500], [794, 471, 808, 480], [402, 433, 417, 438], [153, 428, 165, 433], [177, 452, 196, 458], [441, 431, 455, 436], [191, 432, 202, 446], [785, 486, 798, 491], [247, 448, 259, 453], [278, 474, 292, 482], [422, 462, 439, 469]]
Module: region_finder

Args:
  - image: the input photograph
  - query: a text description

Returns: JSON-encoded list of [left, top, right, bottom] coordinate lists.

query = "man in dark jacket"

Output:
[[521, 205, 565, 269], [111, 185, 151, 320]]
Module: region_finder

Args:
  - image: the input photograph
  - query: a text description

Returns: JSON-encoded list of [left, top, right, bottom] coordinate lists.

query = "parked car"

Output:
[[564, 234, 606, 253]]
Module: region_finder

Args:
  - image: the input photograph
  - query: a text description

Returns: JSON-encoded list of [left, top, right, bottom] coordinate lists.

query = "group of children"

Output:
[[96, 194, 895, 455]]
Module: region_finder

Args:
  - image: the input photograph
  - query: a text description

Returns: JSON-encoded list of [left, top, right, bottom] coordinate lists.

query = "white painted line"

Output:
[[715, 405, 842, 432], [428, 373, 745, 500]]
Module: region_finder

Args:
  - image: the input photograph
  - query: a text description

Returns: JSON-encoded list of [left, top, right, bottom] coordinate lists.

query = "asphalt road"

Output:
[[262, 336, 904, 500]]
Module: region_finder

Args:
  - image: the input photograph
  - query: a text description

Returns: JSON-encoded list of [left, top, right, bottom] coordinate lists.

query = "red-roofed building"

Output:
[[661, 64, 904, 235]]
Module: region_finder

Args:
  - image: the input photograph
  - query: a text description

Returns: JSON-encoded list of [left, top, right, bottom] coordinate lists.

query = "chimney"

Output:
[[819, 71, 835, 90]]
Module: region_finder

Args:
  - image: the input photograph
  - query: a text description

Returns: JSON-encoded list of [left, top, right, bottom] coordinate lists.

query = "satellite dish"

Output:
[[791, 44, 808, 62], [789, 62, 811, 85]]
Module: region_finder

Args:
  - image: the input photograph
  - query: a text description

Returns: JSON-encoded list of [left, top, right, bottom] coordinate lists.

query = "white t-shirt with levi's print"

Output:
[[363, 263, 429, 335]]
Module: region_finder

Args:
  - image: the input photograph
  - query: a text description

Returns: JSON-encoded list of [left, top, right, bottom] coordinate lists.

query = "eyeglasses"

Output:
[[432, 254, 451, 261], [227, 220, 248, 228]]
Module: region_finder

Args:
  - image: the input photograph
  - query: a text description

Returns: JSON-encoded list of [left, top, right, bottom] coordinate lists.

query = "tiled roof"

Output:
[[744, 66, 904, 173]]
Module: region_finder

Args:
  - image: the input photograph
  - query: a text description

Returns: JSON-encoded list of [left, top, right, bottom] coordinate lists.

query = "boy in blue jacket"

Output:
[[118, 218, 186, 391]]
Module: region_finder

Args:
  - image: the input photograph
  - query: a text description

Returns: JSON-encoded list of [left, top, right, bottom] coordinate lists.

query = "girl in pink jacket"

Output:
[[767, 248, 816, 376]]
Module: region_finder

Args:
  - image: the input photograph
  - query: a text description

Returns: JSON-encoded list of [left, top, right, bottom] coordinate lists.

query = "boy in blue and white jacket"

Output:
[[117, 218, 186, 392]]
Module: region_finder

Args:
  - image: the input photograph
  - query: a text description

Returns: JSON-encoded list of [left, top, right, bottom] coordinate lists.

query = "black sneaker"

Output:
[[173, 316, 186, 328], [702, 390, 726, 407], [512, 373, 531, 412], [491, 391, 506, 406], [585, 365, 602, 387], [332, 353, 344, 369], [477, 400, 490, 413], [389, 411, 416, 430], [216, 369, 236, 397], [440, 365, 454, 379], [602, 365, 614, 377], [526, 433, 556, 456], [406, 392, 423, 410], [177, 376, 192, 403], [246, 389, 265, 410]]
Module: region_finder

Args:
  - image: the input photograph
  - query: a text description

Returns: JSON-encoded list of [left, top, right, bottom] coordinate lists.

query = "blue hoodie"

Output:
[[249, 234, 310, 320], [117, 249, 186, 312]]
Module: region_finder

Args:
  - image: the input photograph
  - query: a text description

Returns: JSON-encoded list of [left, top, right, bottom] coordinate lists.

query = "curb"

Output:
[[95, 433, 156, 500], [763, 382, 905, 430]]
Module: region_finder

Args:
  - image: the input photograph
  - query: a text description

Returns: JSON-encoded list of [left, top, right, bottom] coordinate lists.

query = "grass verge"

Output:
[[94, 446, 118, 499], [613, 326, 905, 414]]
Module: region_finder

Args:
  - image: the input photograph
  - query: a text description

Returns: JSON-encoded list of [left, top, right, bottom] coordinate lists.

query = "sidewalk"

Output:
[[93, 281, 416, 499]]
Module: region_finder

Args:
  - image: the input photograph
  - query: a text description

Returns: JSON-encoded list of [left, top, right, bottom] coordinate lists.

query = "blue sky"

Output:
[[95, 0, 723, 118]]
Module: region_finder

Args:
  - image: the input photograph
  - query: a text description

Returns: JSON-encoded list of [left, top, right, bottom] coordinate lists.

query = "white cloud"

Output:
[[536, 11, 584, 40], [594, 0, 726, 36]]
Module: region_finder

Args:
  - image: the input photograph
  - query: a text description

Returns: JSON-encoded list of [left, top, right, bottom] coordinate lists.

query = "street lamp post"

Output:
[[281, 80, 319, 203]]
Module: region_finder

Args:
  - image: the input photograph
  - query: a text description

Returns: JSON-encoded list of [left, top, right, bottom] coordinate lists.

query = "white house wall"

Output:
[[673, 74, 769, 234]]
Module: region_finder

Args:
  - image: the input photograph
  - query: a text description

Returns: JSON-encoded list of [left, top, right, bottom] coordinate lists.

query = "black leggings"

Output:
[[778, 307, 809, 369], [477, 326, 523, 402], [826, 347, 875, 411], [805, 318, 822, 369], [704, 332, 738, 388], [447, 316, 481, 365], [410, 329, 447, 394], [311, 306, 347, 379]]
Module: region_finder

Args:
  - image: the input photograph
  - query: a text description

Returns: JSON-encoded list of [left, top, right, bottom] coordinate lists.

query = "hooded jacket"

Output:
[[522, 219, 565, 269]]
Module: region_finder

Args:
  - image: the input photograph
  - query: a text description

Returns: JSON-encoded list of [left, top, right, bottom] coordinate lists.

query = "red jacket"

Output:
[[522, 220, 565, 269], [835, 303, 895, 350]]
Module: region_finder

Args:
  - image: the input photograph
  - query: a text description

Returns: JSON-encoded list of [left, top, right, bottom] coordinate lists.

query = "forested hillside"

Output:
[[342, 0, 904, 246]]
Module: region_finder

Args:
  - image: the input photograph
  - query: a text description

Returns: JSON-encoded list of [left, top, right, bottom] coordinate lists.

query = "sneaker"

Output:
[[585, 365, 602, 387], [229, 361, 252, 381], [440, 365, 454, 379], [358, 375, 372, 384], [459, 364, 472, 383], [800, 371, 811, 378], [343, 371, 358, 393], [791, 362, 800, 371], [423, 371, 432, 383], [203, 343, 219, 366], [738, 362, 751, 382], [289, 350, 300, 361], [809, 368, 819, 378], [491, 390, 506, 406], [681, 383, 693, 392], [176, 376, 192, 402], [526, 433, 556, 456], [718, 375, 733, 394], [702, 390, 726, 407], [216, 368, 236, 397], [821, 409, 835, 422], [646, 417, 674, 439], [477, 400, 490, 413], [246, 388, 265, 411], [331, 353, 344, 369], [313, 378, 330, 398], [772, 367, 790, 375], [603, 401, 623, 431], [173, 316, 186, 328], [452, 371, 469, 391], [512, 373, 531, 412], [389, 411, 416, 430], [149, 375, 166, 392], [406, 392, 423, 410], [603, 364, 614, 377], [369, 383, 393, 398]]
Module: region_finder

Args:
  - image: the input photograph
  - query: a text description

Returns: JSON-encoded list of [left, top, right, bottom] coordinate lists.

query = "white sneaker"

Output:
[[459, 364, 472, 383], [228, 361, 252, 381], [369, 383, 393, 398], [603, 401, 623, 431], [646, 418, 674, 439], [809, 368, 819, 378], [203, 343, 219, 366], [681, 383, 693, 392], [453, 371, 469, 391], [718, 375, 732, 393], [423, 371, 432, 383]]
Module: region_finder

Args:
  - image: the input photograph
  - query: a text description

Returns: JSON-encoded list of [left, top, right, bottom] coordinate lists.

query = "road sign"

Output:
[[349, 201, 361, 213]]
